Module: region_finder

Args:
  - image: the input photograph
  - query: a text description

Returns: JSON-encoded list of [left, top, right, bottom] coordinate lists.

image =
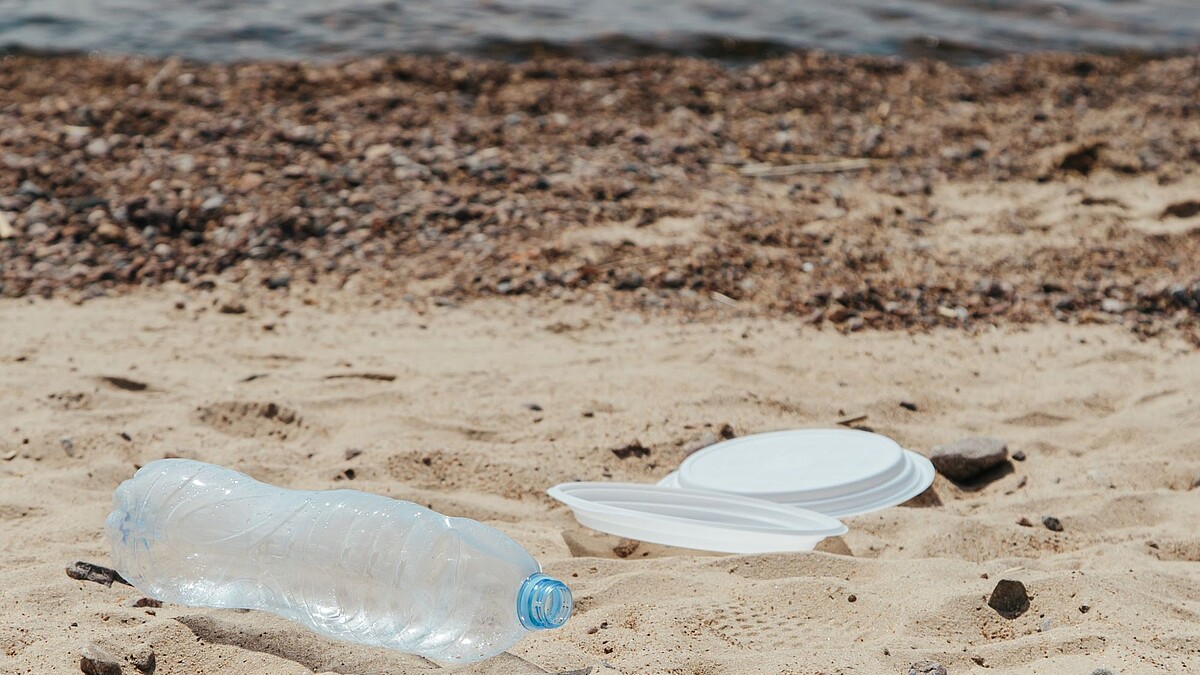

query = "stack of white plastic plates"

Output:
[[657, 428, 934, 518], [547, 482, 847, 554], [548, 429, 933, 554]]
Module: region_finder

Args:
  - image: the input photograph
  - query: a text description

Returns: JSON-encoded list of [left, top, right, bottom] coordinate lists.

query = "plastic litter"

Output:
[[107, 459, 571, 663]]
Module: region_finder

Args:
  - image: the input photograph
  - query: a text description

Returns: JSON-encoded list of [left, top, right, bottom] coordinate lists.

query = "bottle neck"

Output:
[[516, 573, 573, 630]]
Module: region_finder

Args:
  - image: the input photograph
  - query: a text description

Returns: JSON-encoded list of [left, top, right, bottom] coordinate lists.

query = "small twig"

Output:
[[739, 158, 876, 177], [836, 413, 869, 426], [324, 373, 397, 382]]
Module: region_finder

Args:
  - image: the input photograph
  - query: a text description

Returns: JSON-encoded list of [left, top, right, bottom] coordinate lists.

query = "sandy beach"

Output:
[[2, 53, 1200, 674]]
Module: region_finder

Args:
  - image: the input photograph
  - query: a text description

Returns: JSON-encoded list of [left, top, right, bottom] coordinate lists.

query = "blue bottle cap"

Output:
[[516, 573, 572, 630]]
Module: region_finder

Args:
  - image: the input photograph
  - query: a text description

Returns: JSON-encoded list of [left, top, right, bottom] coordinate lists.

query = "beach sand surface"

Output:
[[2, 290, 1199, 674]]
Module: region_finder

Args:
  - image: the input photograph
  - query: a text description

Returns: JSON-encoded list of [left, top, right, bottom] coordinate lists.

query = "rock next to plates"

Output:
[[928, 437, 1008, 482]]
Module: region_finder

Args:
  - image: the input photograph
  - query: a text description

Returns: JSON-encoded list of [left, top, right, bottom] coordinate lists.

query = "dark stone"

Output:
[[988, 579, 1030, 618], [611, 441, 650, 459], [928, 437, 1008, 482], [1011, 450, 1026, 461], [264, 272, 291, 289], [1042, 516, 1064, 532], [66, 561, 130, 587]]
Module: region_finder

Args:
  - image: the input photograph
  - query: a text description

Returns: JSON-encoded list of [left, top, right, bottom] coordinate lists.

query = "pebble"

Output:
[[237, 172, 265, 193], [928, 437, 1008, 481], [1011, 450, 1026, 461], [0, 212, 13, 239], [908, 661, 947, 675], [130, 647, 156, 673], [265, 272, 292, 290], [1091, 670, 1115, 675], [987, 579, 1030, 618], [219, 300, 247, 314], [1039, 617, 1052, 632], [1100, 298, 1127, 313], [85, 138, 110, 158], [1042, 515, 1064, 532], [79, 643, 122, 675], [172, 154, 196, 174], [199, 194, 226, 213], [94, 222, 125, 243]]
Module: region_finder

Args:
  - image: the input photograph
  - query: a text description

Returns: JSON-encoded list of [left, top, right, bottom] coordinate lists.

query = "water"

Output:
[[107, 459, 572, 664], [0, 0, 1198, 62]]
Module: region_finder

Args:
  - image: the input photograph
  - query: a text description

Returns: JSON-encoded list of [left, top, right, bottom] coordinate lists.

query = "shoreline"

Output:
[[2, 51, 1199, 345]]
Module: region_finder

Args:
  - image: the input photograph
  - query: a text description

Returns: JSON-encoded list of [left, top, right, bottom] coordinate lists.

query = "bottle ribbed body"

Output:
[[107, 459, 543, 663]]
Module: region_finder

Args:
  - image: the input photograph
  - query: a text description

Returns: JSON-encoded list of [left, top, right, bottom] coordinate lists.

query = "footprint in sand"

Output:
[[1004, 411, 1072, 427], [195, 401, 310, 441]]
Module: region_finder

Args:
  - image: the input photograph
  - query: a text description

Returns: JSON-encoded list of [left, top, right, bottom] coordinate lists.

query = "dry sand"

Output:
[[2, 289, 1199, 674]]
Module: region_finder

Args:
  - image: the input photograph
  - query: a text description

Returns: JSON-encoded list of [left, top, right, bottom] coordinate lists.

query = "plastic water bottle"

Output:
[[106, 459, 572, 663]]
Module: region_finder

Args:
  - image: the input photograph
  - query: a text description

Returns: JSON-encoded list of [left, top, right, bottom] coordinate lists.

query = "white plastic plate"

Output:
[[548, 482, 847, 554]]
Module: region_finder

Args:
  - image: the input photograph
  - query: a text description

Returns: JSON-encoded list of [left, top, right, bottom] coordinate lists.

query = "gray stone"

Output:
[[908, 661, 947, 675], [929, 437, 1008, 481], [79, 643, 122, 675], [1042, 515, 1064, 532], [1091, 670, 1115, 675]]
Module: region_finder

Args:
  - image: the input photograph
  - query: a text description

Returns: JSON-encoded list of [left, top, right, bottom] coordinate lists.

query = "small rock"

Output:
[[1191, 473, 1200, 490], [0, 212, 14, 239], [66, 560, 130, 587], [525, 402, 543, 412], [18, 180, 45, 197], [199, 194, 226, 213], [1017, 517, 1033, 527], [1042, 516, 1064, 532], [1039, 617, 1052, 632], [237, 172, 265, 193], [1099, 298, 1127, 313], [928, 437, 1008, 482], [1091, 670, 1115, 675], [611, 441, 650, 459], [612, 539, 640, 558], [61, 436, 75, 456], [94, 222, 125, 243], [988, 579, 1030, 618], [130, 646, 156, 673], [127, 597, 162, 608], [219, 301, 246, 315], [172, 154, 196, 174], [614, 272, 643, 290], [1080, 604, 1091, 614], [662, 270, 686, 288], [264, 272, 291, 290], [344, 448, 363, 460], [85, 138, 110, 157], [899, 401, 918, 411], [908, 661, 947, 675], [79, 643, 122, 675], [1161, 200, 1200, 219], [718, 423, 735, 440], [1011, 450, 1026, 461], [282, 164, 306, 178]]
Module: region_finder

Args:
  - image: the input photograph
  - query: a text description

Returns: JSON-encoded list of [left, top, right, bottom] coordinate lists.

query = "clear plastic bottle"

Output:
[[106, 459, 572, 663]]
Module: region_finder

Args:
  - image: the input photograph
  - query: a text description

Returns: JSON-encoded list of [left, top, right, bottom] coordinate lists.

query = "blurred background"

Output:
[[2, 0, 1200, 63]]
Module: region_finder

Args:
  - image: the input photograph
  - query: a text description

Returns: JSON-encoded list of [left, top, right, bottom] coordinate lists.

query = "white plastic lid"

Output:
[[547, 482, 847, 554], [658, 449, 934, 518], [678, 429, 907, 501]]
